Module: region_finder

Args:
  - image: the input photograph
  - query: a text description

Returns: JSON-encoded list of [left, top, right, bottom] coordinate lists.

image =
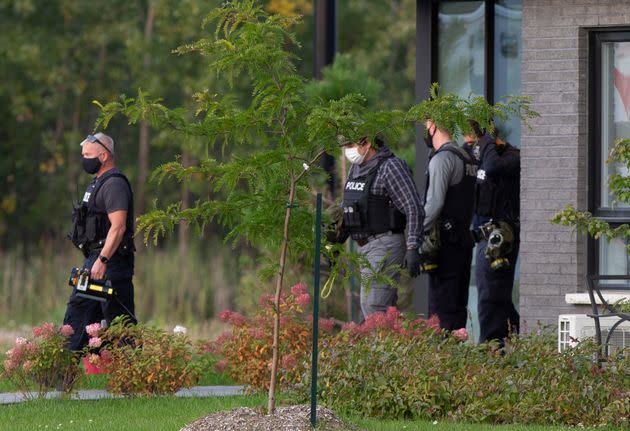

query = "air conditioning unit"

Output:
[[558, 314, 630, 353]]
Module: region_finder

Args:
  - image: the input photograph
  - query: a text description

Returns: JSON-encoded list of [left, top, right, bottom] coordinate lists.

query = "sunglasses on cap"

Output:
[[86, 134, 111, 153]]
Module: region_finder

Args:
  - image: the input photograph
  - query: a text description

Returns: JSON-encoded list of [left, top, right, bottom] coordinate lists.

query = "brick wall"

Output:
[[520, 0, 630, 326]]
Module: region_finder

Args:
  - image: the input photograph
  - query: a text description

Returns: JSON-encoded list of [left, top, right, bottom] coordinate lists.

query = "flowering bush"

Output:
[[206, 282, 336, 391], [87, 317, 202, 395], [316, 313, 630, 428], [1, 323, 79, 396], [207, 292, 629, 428]]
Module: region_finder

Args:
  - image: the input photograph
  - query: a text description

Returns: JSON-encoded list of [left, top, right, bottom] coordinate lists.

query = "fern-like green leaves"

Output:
[[409, 83, 539, 139], [551, 138, 630, 253]]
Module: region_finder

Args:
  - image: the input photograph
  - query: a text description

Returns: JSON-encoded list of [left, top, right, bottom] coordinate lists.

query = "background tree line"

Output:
[[0, 0, 417, 328]]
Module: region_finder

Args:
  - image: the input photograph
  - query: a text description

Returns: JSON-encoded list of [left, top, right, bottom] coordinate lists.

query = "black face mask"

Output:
[[82, 156, 102, 174], [424, 128, 435, 149]]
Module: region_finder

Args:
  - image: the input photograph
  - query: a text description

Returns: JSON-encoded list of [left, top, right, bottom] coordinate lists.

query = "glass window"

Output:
[[599, 237, 630, 275], [598, 237, 630, 287], [494, 0, 522, 147], [600, 41, 630, 209], [438, 1, 485, 97], [590, 31, 630, 287]]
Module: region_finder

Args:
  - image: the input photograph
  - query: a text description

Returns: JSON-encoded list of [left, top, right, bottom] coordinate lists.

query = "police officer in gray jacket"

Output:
[[422, 120, 477, 330], [336, 135, 424, 318]]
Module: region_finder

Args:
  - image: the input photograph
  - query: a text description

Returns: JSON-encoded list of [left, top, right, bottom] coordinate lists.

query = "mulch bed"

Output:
[[181, 404, 360, 431]]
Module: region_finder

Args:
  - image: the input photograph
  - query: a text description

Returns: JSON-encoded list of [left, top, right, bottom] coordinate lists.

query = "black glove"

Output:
[[403, 248, 422, 278], [325, 222, 349, 245]]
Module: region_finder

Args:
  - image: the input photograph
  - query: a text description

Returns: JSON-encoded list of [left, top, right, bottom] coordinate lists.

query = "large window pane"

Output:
[[438, 1, 485, 97], [494, 0, 522, 147], [599, 237, 630, 286], [601, 41, 630, 208]]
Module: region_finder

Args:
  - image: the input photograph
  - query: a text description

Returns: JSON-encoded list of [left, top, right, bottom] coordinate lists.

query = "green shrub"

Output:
[[208, 299, 629, 427], [1, 323, 79, 397], [315, 312, 630, 427], [89, 318, 202, 395]]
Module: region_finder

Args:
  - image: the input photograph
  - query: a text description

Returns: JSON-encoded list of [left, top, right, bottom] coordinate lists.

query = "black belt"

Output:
[[356, 230, 400, 247]]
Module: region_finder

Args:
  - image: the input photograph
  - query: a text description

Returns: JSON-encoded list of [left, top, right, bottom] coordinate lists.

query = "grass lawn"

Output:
[[0, 395, 265, 431], [1, 396, 624, 431]]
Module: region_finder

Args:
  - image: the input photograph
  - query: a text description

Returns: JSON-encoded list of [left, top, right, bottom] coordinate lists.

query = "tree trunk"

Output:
[[210, 250, 233, 317], [67, 96, 82, 196], [95, 42, 107, 106], [136, 0, 155, 217], [178, 151, 191, 259], [267, 180, 296, 414], [137, 123, 150, 217], [177, 150, 191, 318]]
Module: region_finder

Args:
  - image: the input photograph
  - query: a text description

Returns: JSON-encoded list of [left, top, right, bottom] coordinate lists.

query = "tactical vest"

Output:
[[426, 144, 478, 238], [69, 170, 135, 257], [474, 144, 520, 223], [341, 156, 406, 239]]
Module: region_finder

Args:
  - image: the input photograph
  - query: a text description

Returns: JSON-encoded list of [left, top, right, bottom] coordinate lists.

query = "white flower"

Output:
[[173, 325, 187, 335], [15, 337, 27, 346], [302, 163, 310, 171]]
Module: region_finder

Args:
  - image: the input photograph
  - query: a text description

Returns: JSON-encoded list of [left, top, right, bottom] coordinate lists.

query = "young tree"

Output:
[[95, 1, 355, 412], [93, 1, 535, 413]]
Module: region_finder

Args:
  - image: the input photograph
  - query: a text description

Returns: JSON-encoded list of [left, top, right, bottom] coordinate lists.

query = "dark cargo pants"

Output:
[[63, 277, 136, 351], [428, 237, 473, 331], [476, 239, 520, 344]]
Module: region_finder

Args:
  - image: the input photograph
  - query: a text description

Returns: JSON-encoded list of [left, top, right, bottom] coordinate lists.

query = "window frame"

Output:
[[588, 29, 630, 287]]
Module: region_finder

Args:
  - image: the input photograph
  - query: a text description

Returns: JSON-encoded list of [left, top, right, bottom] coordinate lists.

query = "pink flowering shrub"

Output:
[[85, 322, 101, 338], [1, 323, 79, 396], [89, 317, 202, 395], [206, 282, 335, 391], [88, 337, 103, 349], [452, 327, 468, 341], [339, 306, 441, 340]]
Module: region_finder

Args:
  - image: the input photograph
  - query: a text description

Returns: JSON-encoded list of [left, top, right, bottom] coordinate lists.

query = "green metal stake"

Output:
[[349, 240, 358, 322], [310, 192, 322, 427]]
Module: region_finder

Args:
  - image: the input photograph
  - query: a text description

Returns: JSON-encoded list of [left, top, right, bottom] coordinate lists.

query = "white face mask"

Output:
[[344, 146, 367, 165]]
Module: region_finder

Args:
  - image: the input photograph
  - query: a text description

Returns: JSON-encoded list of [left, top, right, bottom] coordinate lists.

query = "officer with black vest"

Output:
[[336, 135, 424, 318], [422, 119, 477, 331], [464, 122, 520, 344], [65, 132, 136, 350]]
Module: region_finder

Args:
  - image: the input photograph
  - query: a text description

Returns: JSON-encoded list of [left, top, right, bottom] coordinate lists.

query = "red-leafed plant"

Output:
[[206, 283, 336, 391]]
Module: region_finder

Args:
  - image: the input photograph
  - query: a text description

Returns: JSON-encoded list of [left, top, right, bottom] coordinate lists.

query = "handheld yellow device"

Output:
[[68, 267, 114, 302]]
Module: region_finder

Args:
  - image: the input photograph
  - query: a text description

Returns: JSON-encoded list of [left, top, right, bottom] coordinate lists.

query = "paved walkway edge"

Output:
[[0, 385, 244, 405]]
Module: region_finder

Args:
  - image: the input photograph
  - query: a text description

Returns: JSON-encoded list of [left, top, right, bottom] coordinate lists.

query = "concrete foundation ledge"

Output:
[[565, 292, 630, 305]]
